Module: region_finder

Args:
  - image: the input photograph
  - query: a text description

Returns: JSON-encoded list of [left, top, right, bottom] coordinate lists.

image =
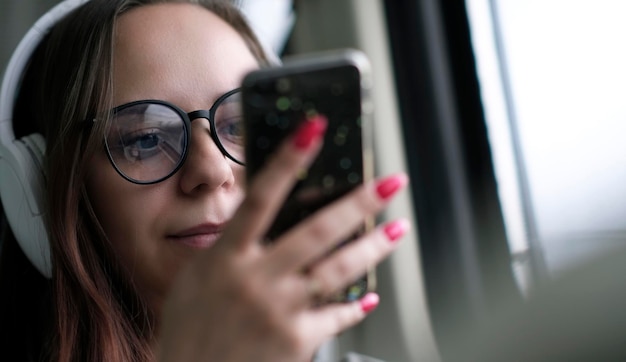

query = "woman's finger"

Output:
[[267, 173, 409, 274], [300, 292, 381, 347], [223, 115, 327, 251], [306, 219, 410, 300]]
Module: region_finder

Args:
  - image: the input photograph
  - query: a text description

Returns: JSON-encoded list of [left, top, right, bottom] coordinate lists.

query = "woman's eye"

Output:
[[119, 130, 164, 161], [134, 133, 160, 149], [217, 117, 244, 144]]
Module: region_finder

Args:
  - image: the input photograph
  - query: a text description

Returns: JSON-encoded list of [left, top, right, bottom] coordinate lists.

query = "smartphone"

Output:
[[241, 49, 375, 303]]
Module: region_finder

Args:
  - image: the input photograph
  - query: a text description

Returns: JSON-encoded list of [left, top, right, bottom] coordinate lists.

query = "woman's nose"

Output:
[[178, 119, 236, 194]]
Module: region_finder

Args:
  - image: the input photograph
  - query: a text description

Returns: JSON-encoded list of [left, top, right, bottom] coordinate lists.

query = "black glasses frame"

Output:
[[97, 88, 244, 185]]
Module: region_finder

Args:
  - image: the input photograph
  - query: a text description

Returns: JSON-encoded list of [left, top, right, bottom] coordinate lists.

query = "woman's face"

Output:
[[85, 3, 259, 311]]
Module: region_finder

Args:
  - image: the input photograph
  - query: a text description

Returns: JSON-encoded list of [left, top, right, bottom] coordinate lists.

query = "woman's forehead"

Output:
[[112, 3, 258, 107]]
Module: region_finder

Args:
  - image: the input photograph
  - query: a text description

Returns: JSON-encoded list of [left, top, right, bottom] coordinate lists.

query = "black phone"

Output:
[[241, 49, 375, 303]]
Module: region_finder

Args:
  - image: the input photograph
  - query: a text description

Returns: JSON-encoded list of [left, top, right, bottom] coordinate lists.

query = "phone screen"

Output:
[[243, 57, 372, 302], [244, 64, 363, 238]]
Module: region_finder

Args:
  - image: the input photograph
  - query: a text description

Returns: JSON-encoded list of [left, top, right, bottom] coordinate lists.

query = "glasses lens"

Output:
[[214, 91, 245, 164], [105, 102, 187, 183]]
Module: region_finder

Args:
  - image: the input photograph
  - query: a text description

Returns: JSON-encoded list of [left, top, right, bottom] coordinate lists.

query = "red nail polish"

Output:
[[375, 174, 408, 200], [384, 219, 409, 243], [360, 293, 380, 314], [293, 115, 328, 150]]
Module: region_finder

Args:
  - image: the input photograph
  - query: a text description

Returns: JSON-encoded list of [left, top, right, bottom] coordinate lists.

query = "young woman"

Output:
[[0, 0, 409, 360]]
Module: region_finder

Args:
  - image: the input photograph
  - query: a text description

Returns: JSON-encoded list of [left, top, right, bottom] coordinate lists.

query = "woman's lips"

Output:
[[169, 224, 224, 249]]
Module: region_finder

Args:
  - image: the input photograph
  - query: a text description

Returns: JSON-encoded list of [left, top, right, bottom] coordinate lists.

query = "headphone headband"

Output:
[[1, 0, 90, 133]]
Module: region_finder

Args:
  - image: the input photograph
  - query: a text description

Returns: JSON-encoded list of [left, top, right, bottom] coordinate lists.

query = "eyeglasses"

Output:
[[98, 88, 244, 184]]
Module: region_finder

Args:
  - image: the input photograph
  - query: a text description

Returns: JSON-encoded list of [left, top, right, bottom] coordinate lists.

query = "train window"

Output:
[[384, 0, 522, 358], [466, 0, 626, 281], [385, 1, 626, 358]]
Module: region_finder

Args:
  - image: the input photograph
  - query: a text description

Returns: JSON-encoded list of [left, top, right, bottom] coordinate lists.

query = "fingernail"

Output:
[[360, 293, 380, 314], [375, 174, 408, 200], [292, 115, 328, 150], [384, 219, 410, 243]]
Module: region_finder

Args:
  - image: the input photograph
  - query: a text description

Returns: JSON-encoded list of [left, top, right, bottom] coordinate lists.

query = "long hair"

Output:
[[0, 0, 269, 360]]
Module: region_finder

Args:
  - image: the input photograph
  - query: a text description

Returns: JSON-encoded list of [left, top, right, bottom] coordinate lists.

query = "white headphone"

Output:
[[0, 0, 91, 278]]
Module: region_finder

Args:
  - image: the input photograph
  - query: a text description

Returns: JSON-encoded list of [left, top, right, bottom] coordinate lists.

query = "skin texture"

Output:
[[86, 3, 257, 312], [85, 3, 410, 361]]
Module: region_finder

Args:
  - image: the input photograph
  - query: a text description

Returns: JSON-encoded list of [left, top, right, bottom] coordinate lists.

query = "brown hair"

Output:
[[1, 0, 269, 360]]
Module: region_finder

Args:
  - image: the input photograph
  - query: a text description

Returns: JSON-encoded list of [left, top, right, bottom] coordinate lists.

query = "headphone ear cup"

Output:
[[20, 133, 46, 174], [0, 133, 51, 277], [1, 0, 94, 278]]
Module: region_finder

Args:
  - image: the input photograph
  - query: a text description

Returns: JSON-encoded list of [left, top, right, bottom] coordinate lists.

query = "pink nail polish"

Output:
[[375, 174, 408, 200], [360, 293, 380, 314], [384, 219, 409, 243], [292, 115, 328, 150]]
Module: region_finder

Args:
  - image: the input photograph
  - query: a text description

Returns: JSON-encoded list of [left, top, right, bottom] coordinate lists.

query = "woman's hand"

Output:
[[158, 116, 409, 362]]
